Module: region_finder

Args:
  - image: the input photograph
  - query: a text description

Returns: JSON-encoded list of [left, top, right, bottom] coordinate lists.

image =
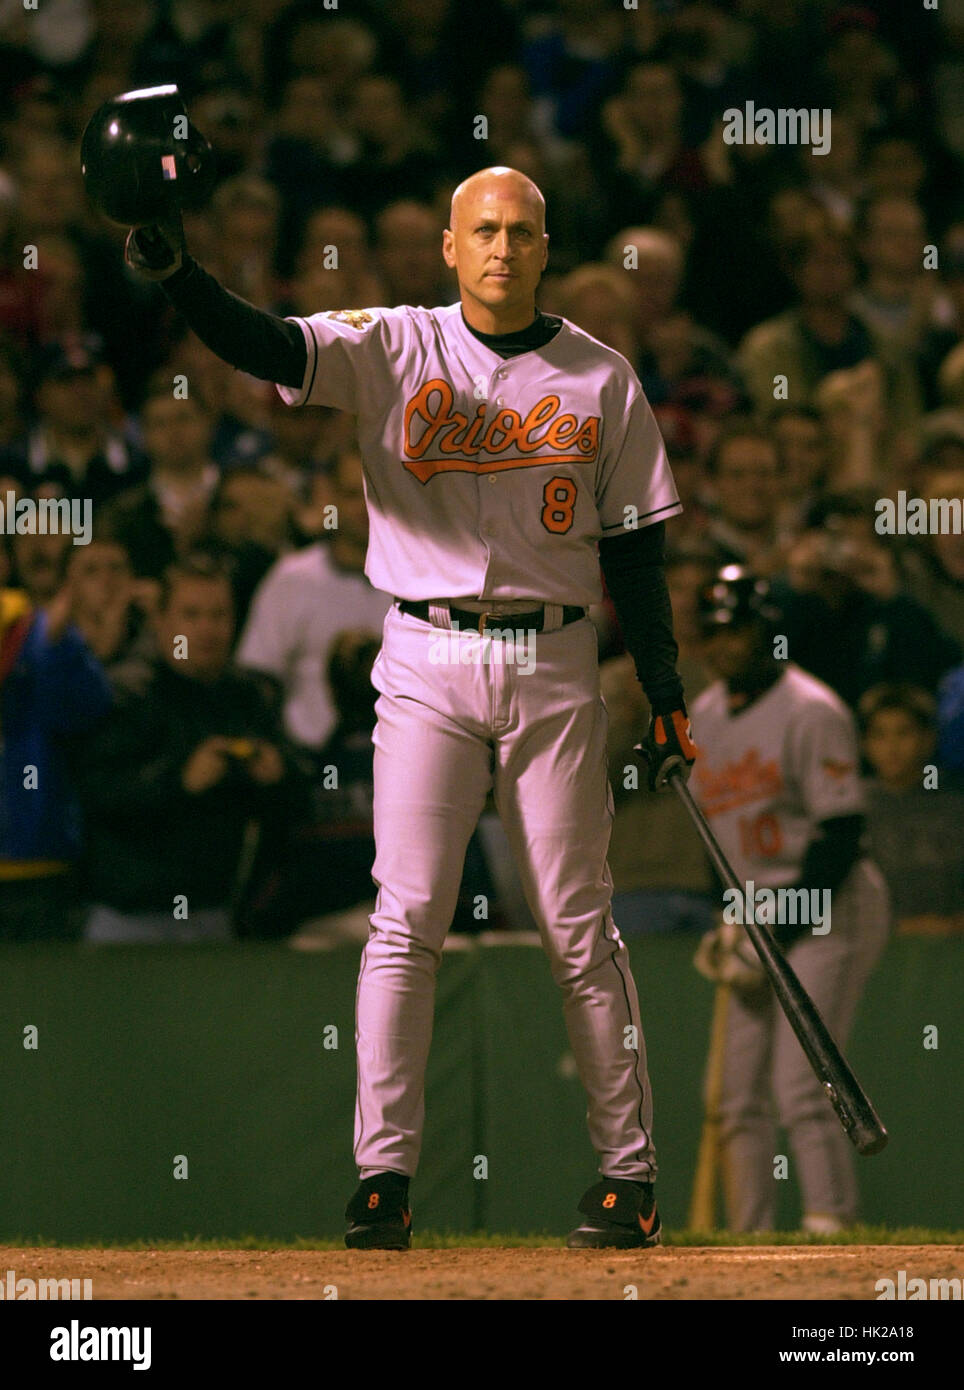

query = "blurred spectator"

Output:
[[1, 523, 112, 940], [940, 222, 964, 331], [374, 200, 454, 309], [154, 331, 275, 470], [0, 164, 47, 345], [737, 225, 921, 438], [812, 359, 888, 492], [670, 177, 803, 347], [237, 448, 392, 749], [657, 2, 753, 145], [0, 334, 27, 448], [913, 410, 964, 484], [815, 10, 902, 140], [270, 627, 382, 939], [208, 174, 283, 304], [189, 82, 265, 186], [859, 684, 964, 936], [852, 194, 954, 349], [2, 334, 147, 508], [771, 404, 831, 531], [264, 74, 362, 254], [471, 63, 564, 170], [522, 0, 622, 145], [204, 466, 294, 630], [912, 221, 964, 411], [651, 405, 711, 549], [603, 225, 741, 415], [33, 233, 87, 338], [6, 131, 169, 407], [604, 226, 684, 349], [253, 390, 356, 542], [595, 58, 720, 229], [555, 263, 638, 362], [378, 0, 521, 136], [98, 379, 218, 579], [208, 466, 292, 558], [864, 128, 929, 205], [802, 111, 865, 227], [895, 462, 964, 648], [934, 1, 964, 162], [776, 520, 961, 706], [290, 206, 385, 307], [345, 74, 445, 223], [268, 12, 377, 103], [704, 419, 791, 575], [66, 533, 156, 678], [74, 554, 301, 942], [9, 134, 86, 242]]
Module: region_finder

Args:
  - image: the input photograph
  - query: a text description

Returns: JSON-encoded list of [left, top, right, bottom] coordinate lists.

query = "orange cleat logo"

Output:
[[638, 1208, 658, 1236]]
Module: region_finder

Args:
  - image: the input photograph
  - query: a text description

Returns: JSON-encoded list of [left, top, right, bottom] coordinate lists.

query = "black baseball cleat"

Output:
[[345, 1171, 413, 1250], [566, 1178, 662, 1249]]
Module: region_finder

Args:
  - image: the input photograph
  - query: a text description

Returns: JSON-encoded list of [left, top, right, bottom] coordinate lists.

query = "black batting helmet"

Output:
[[698, 565, 782, 633], [80, 85, 216, 227]]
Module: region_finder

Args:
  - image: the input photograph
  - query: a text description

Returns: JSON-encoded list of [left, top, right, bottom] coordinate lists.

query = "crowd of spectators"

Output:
[[0, 0, 962, 942]]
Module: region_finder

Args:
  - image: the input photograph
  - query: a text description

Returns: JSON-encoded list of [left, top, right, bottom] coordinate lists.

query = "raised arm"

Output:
[[126, 217, 306, 388]]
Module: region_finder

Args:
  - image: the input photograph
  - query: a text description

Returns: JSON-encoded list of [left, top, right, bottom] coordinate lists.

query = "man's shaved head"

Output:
[[449, 166, 546, 234], [443, 165, 549, 332]]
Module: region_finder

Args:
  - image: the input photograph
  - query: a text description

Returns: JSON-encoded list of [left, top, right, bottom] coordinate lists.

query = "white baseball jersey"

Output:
[[237, 542, 393, 749], [689, 665, 865, 886], [277, 303, 681, 607]]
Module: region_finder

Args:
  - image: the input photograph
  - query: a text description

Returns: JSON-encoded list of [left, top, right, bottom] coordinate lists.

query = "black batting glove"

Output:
[[634, 708, 697, 791], [125, 211, 185, 282]]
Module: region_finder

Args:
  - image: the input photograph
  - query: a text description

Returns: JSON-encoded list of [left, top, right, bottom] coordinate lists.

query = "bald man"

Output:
[[125, 166, 693, 1250]]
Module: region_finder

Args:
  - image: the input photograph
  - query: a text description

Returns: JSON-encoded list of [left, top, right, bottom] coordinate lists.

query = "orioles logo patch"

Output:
[[327, 309, 373, 329], [822, 758, 854, 779]]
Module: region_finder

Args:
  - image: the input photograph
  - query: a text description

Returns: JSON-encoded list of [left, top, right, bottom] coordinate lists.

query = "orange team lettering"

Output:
[[402, 379, 600, 482], [692, 749, 784, 818]]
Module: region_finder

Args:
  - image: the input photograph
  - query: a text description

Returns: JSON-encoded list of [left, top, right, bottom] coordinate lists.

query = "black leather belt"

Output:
[[396, 599, 587, 634]]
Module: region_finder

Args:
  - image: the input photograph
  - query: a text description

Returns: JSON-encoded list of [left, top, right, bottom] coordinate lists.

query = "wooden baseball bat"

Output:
[[668, 768, 888, 1156], [687, 982, 730, 1231]]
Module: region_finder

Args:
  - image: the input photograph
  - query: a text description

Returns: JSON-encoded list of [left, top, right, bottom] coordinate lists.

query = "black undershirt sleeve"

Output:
[[774, 814, 865, 949], [598, 523, 685, 717], [703, 813, 865, 947], [161, 255, 307, 389]]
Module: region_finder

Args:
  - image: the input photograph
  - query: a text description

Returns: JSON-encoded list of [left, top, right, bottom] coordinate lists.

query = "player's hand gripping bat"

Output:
[[667, 765, 888, 1156]]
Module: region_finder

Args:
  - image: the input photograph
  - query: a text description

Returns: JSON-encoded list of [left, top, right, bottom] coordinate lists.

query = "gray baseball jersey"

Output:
[[278, 303, 681, 604]]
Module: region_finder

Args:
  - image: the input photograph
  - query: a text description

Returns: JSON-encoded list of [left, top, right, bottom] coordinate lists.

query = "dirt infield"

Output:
[[2, 1245, 960, 1300]]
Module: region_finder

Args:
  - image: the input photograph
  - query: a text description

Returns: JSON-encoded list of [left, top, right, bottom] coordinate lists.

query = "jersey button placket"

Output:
[[488, 367, 511, 732], [478, 366, 506, 583]]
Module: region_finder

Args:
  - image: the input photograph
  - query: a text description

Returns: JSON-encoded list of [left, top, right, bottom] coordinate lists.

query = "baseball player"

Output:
[[124, 164, 696, 1249], [689, 567, 890, 1232]]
